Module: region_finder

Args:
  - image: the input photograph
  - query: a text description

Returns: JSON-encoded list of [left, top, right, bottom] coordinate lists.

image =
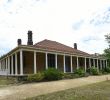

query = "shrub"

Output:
[[104, 67, 110, 73], [27, 72, 44, 82], [90, 67, 99, 75], [74, 68, 85, 76], [44, 68, 63, 81], [86, 68, 90, 73], [62, 73, 74, 79]]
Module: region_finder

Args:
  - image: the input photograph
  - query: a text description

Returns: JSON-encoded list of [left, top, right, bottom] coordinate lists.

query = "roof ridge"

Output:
[[34, 39, 90, 55]]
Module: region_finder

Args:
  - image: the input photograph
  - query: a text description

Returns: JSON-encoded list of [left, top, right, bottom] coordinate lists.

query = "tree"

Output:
[[105, 33, 110, 48], [104, 34, 110, 66], [104, 49, 110, 59]]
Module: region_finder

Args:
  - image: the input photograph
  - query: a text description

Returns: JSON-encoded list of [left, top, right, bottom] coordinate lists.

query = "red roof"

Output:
[[34, 39, 90, 56]]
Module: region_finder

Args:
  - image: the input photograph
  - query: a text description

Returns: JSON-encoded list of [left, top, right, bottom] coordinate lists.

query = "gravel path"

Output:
[[0, 75, 110, 100]]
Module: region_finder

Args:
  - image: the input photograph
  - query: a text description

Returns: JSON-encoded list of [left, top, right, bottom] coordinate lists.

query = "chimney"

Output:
[[74, 43, 77, 49], [17, 39, 22, 45], [27, 30, 33, 45]]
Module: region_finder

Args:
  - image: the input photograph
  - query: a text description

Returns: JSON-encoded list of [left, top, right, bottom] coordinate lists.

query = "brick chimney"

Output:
[[17, 39, 22, 45], [27, 30, 33, 45], [74, 43, 77, 49]]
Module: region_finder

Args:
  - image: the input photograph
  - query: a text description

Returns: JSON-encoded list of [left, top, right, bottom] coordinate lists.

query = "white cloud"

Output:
[[0, 0, 110, 56]]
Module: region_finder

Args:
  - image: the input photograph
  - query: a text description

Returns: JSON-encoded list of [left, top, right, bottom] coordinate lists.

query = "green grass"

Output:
[[26, 80, 110, 100], [0, 76, 17, 88]]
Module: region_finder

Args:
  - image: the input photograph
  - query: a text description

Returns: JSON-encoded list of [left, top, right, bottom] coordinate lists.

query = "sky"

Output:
[[0, 0, 110, 56]]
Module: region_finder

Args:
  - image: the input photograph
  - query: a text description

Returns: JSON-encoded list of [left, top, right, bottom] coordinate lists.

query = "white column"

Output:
[[6, 57, 8, 71], [100, 60, 102, 70], [55, 53, 57, 69], [102, 60, 104, 69], [106, 60, 107, 67], [85, 57, 86, 72], [6, 58, 8, 75], [2, 60, 4, 71], [64, 55, 66, 73], [97, 59, 99, 70], [11, 55, 14, 75], [103, 60, 105, 68], [34, 51, 37, 74], [20, 50, 23, 75], [15, 53, 18, 75], [8, 56, 10, 75], [93, 59, 95, 67], [71, 56, 73, 73], [45, 52, 48, 69], [89, 58, 91, 68], [5, 58, 7, 70], [1, 60, 3, 71], [4, 60, 5, 71], [77, 56, 79, 69]]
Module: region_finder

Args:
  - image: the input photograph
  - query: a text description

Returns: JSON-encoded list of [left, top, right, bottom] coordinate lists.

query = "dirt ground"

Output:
[[0, 75, 110, 100]]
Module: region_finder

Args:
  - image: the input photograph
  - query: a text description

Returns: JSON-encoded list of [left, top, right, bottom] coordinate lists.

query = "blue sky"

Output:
[[0, 0, 110, 56]]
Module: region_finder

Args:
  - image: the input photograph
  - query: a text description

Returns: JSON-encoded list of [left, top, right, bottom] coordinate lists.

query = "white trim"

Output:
[[34, 51, 37, 74], [71, 56, 73, 73], [0, 50, 19, 60], [15, 53, 18, 75], [21, 48, 93, 58], [55, 53, 57, 69], [20, 49, 23, 75]]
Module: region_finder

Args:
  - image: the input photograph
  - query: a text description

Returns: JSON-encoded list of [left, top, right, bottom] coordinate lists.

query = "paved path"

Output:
[[0, 75, 110, 100]]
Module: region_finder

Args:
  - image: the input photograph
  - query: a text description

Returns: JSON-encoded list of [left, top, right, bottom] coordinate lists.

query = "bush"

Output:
[[104, 67, 110, 73], [86, 68, 90, 73], [90, 67, 99, 75], [74, 68, 85, 76], [62, 73, 74, 79], [44, 68, 63, 81], [27, 72, 44, 82]]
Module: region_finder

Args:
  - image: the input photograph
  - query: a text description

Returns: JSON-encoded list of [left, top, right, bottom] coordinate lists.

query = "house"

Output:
[[0, 31, 107, 76]]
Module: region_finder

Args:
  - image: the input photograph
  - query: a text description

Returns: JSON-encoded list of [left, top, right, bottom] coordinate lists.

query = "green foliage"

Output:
[[25, 81, 110, 100], [104, 48, 110, 59], [90, 67, 99, 75], [62, 73, 74, 79], [105, 34, 110, 44], [86, 68, 91, 73], [27, 72, 44, 82], [74, 68, 85, 76], [62, 73, 86, 79], [44, 68, 63, 81], [104, 34, 110, 62], [104, 67, 110, 73]]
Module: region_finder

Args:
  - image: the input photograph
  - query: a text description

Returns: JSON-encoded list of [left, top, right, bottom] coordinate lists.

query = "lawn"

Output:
[[0, 76, 17, 88], [26, 80, 110, 100]]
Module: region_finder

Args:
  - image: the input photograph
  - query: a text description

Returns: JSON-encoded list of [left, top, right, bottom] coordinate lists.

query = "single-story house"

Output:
[[0, 31, 107, 76]]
